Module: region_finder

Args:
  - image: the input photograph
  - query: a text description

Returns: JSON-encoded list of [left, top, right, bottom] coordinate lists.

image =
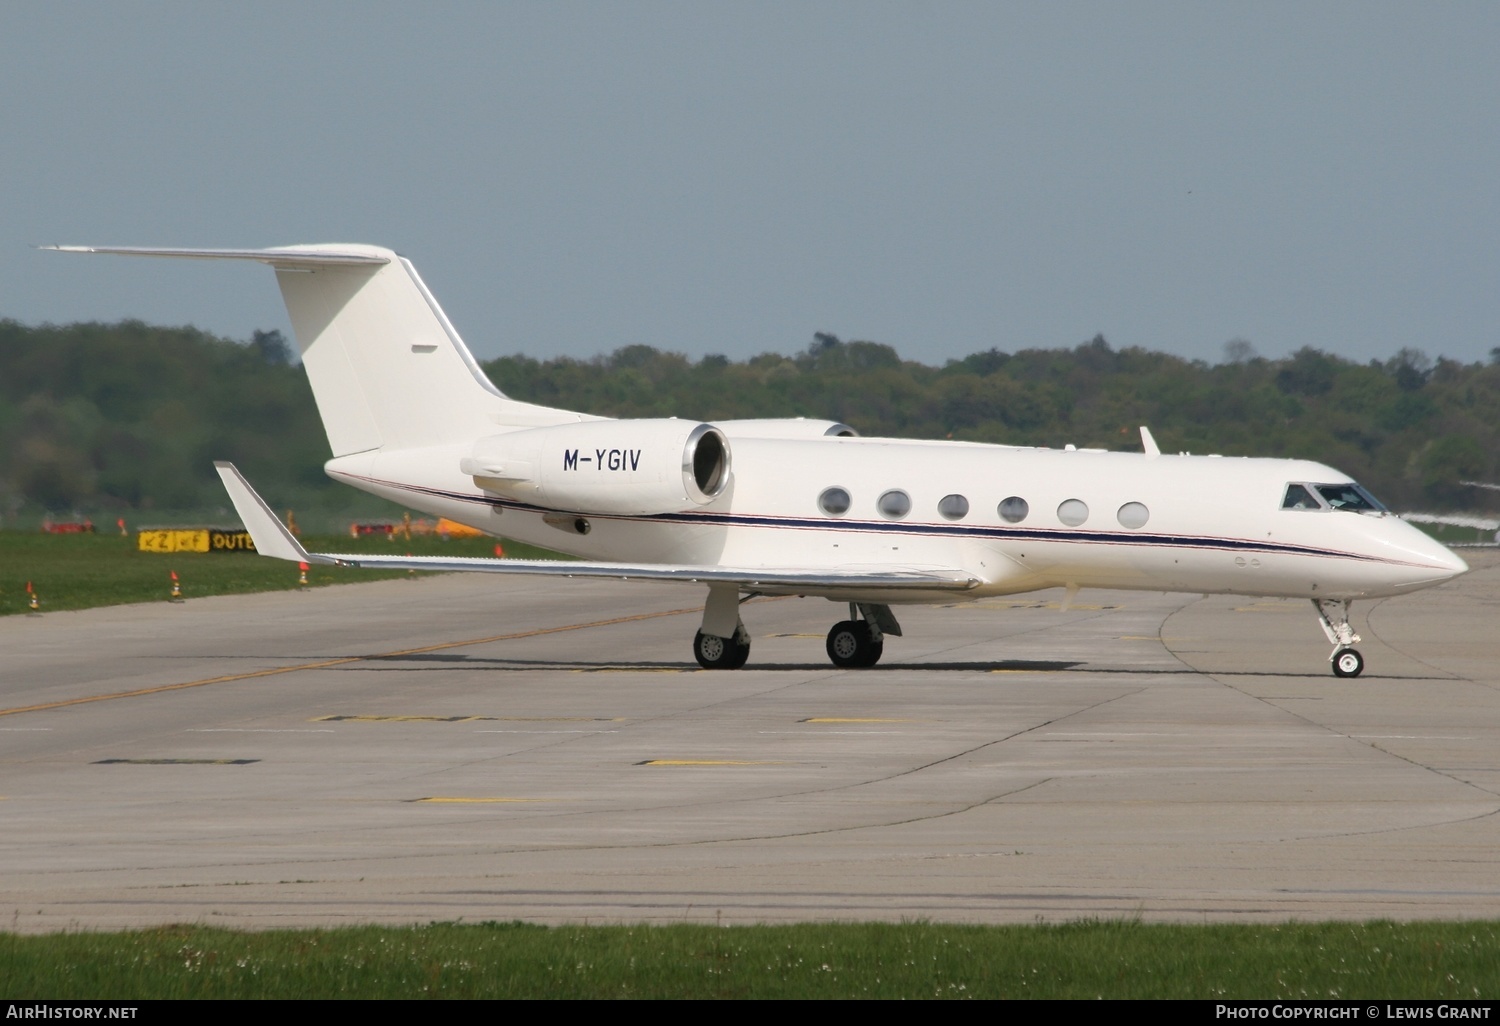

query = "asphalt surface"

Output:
[[2, 550, 1498, 932]]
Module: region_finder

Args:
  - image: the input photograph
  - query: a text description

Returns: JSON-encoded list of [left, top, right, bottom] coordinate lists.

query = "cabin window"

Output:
[[1116, 501, 1150, 529], [818, 486, 852, 516], [937, 494, 969, 520], [877, 489, 911, 519], [1057, 498, 1089, 526], [998, 496, 1029, 523], [1281, 483, 1322, 510], [1315, 482, 1387, 513]]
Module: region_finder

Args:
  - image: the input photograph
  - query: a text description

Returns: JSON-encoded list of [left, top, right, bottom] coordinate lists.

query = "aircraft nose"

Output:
[[1406, 523, 1469, 580], [1435, 544, 1469, 579], [1375, 517, 1470, 592]]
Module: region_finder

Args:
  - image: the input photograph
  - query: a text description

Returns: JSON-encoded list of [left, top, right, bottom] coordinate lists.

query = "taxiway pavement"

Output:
[[2, 552, 1498, 931]]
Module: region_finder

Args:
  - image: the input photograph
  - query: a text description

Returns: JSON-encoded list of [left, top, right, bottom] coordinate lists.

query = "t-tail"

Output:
[[44, 244, 592, 457]]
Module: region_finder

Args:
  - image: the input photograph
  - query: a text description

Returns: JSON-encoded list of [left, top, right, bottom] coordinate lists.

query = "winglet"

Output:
[[1140, 426, 1161, 457], [213, 462, 331, 564]]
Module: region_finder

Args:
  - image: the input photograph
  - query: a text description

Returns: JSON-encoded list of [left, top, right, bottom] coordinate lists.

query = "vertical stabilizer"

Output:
[[270, 245, 510, 455], [45, 243, 596, 457]]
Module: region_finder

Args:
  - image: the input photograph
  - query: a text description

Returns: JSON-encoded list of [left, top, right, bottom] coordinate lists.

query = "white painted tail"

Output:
[[47, 244, 592, 457], [271, 244, 512, 455]]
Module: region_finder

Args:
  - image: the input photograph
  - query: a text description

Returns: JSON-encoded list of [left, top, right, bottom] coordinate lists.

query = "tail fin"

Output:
[[272, 244, 509, 454], [46, 244, 590, 456]]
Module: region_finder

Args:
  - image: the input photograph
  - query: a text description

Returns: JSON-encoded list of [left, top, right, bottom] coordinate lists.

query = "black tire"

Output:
[[694, 630, 749, 670], [727, 636, 751, 669], [826, 620, 883, 668], [1331, 648, 1364, 678]]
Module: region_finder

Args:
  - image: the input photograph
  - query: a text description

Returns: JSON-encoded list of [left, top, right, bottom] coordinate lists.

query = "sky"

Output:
[[4, 3, 1498, 369]]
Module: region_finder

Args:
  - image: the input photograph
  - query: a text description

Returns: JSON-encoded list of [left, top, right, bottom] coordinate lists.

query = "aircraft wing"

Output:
[[214, 463, 979, 592]]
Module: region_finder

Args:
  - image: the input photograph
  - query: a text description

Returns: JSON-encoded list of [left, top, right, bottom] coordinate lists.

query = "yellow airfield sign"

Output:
[[137, 528, 256, 554]]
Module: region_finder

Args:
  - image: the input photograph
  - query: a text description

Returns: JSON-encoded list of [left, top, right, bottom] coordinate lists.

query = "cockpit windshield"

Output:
[[1314, 482, 1387, 513], [1281, 484, 1321, 510], [1281, 481, 1389, 513]]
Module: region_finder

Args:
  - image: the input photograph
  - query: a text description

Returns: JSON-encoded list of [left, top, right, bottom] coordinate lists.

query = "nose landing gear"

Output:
[[1331, 647, 1364, 678], [1314, 599, 1364, 678]]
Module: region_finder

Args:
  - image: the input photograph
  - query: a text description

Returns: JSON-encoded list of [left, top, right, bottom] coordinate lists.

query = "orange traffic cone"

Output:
[[493, 543, 504, 557], [26, 581, 40, 613], [169, 570, 183, 602], [298, 561, 309, 587]]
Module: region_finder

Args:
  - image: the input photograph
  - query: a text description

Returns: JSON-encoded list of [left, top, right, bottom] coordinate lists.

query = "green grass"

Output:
[[1, 920, 1496, 999], [0, 530, 563, 616]]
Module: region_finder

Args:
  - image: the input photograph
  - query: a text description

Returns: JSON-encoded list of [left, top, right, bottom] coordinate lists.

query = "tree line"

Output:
[[2, 318, 1496, 524]]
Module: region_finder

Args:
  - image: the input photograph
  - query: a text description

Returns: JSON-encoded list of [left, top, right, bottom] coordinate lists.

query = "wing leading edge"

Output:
[[213, 463, 980, 593]]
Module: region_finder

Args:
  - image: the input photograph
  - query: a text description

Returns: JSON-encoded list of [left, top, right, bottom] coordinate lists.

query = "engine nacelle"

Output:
[[459, 419, 731, 515], [712, 418, 857, 439]]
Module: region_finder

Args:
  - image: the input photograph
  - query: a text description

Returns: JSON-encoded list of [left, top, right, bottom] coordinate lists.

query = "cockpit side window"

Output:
[[1281, 483, 1322, 510], [1314, 482, 1387, 513]]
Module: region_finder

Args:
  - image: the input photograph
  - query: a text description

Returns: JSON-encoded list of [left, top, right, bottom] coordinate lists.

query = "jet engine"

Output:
[[711, 418, 857, 439], [459, 419, 731, 515]]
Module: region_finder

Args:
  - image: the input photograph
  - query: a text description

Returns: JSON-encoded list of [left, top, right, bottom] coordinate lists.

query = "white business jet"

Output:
[[51, 244, 1468, 677]]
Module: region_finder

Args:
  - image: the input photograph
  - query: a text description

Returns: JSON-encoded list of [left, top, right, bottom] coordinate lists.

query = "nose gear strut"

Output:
[[1313, 598, 1364, 678]]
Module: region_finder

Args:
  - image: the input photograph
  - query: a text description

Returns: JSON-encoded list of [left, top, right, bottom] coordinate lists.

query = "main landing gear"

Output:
[[825, 602, 900, 669], [693, 584, 753, 670], [1314, 598, 1364, 678], [826, 619, 882, 668], [691, 590, 901, 670], [693, 627, 751, 670]]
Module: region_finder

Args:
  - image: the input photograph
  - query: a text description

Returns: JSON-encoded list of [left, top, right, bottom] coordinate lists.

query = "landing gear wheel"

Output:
[[726, 635, 750, 670], [1331, 648, 1364, 678], [694, 630, 750, 670], [825, 620, 883, 668]]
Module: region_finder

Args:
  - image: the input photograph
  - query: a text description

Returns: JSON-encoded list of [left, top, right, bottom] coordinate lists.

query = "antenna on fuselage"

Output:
[[1140, 426, 1161, 457]]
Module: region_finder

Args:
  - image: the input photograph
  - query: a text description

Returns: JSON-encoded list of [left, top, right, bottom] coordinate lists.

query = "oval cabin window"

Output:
[[937, 494, 969, 520], [1116, 501, 1150, 529], [998, 496, 1029, 523], [877, 489, 911, 519], [819, 486, 852, 516], [1057, 498, 1089, 526]]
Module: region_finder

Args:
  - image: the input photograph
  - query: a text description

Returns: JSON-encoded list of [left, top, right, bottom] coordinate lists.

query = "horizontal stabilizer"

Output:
[[214, 463, 978, 593], [42, 245, 389, 267]]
